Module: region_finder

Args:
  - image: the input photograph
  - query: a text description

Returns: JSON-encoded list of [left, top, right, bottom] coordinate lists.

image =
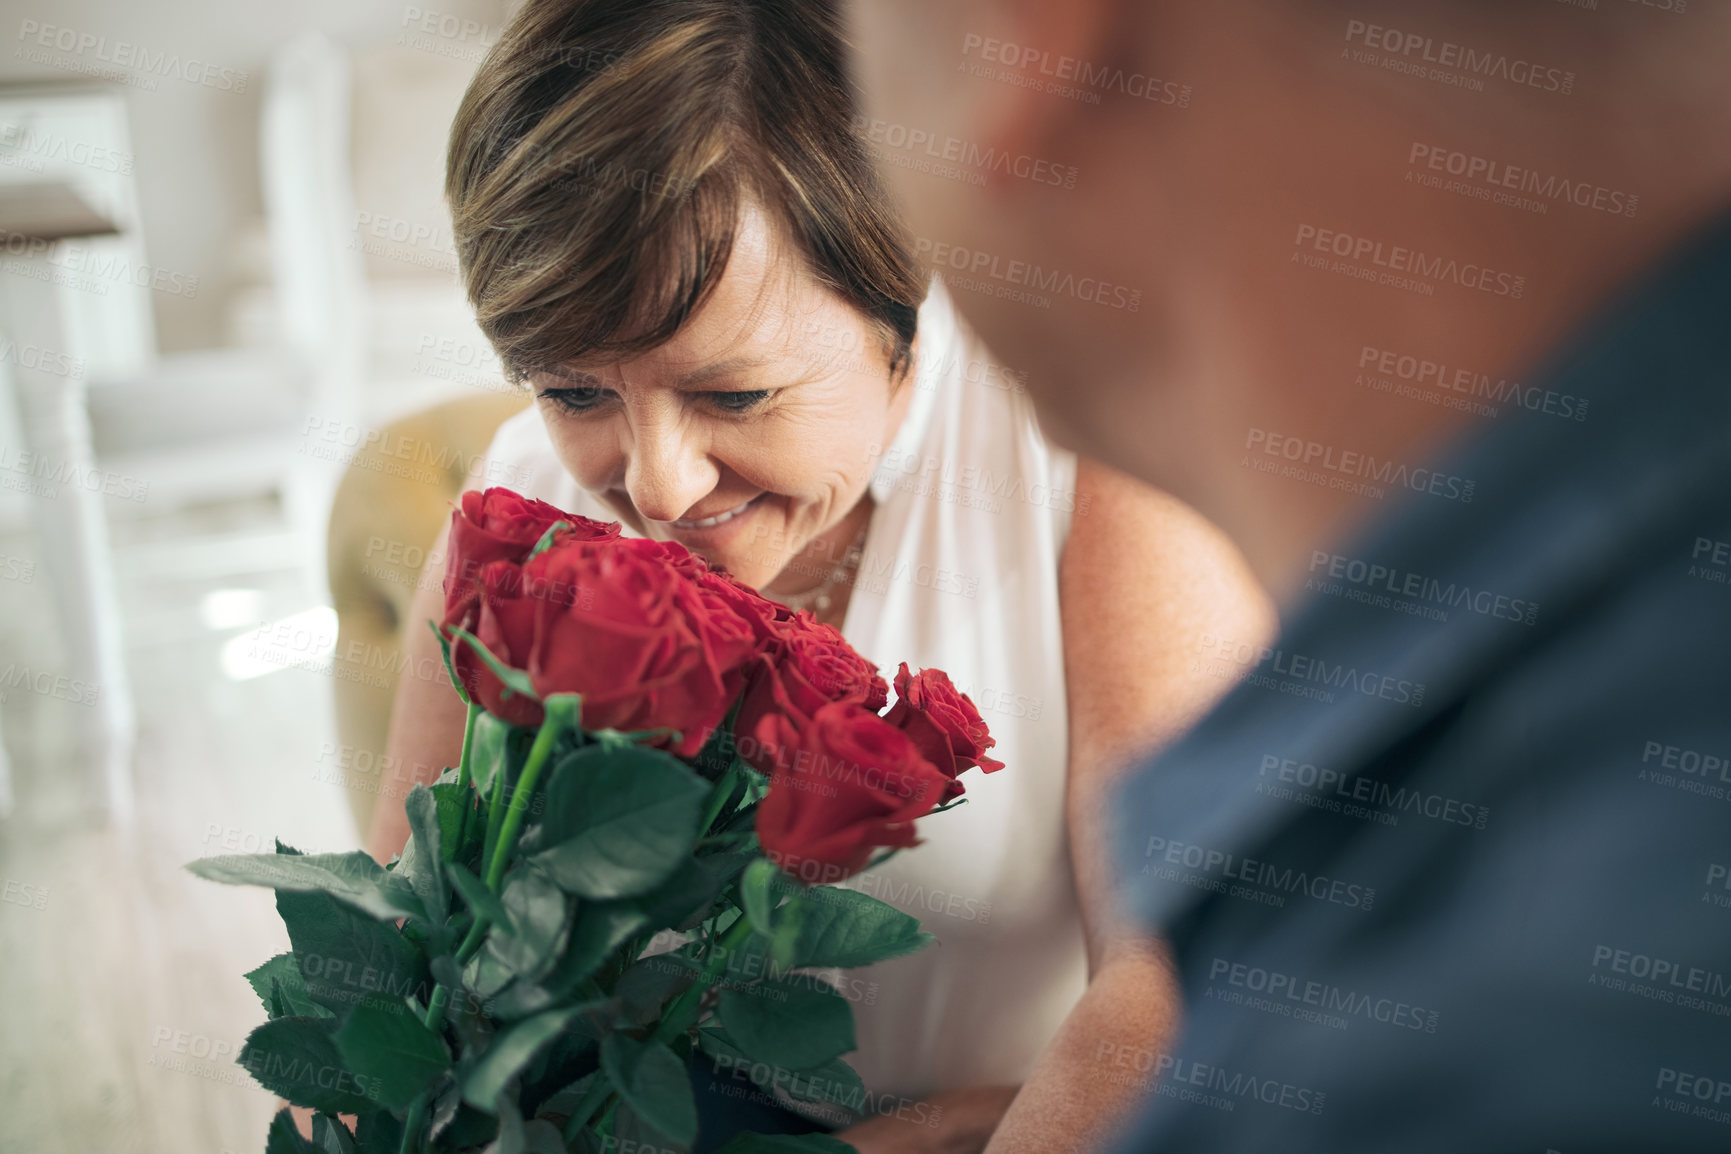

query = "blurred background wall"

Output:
[[5, 0, 506, 353]]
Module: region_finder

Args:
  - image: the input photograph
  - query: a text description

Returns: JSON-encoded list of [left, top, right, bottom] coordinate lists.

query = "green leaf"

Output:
[[611, 1100, 688, 1154], [532, 1071, 595, 1126], [245, 953, 331, 1020], [352, 1109, 405, 1154], [468, 710, 514, 797], [276, 889, 428, 1014], [718, 977, 855, 1071], [461, 1003, 585, 1111], [738, 764, 772, 808], [332, 1000, 452, 1111], [431, 781, 471, 863], [464, 947, 516, 1002], [639, 854, 744, 931], [561, 900, 651, 988], [614, 953, 701, 1027], [399, 785, 451, 924], [447, 624, 539, 704], [447, 860, 513, 931], [775, 1053, 866, 1113], [240, 1017, 379, 1115], [696, 1029, 865, 1117], [522, 1120, 567, 1153], [532, 745, 709, 900], [489, 1089, 527, 1154], [739, 859, 780, 938], [188, 851, 425, 923], [600, 1034, 699, 1147], [311, 1113, 358, 1154], [712, 1133, 859, 1154], [527, 521, 571, 560], [691, 722, 744, 783], [475, 1066, 573, 1154], [265, 1107, 319, 1154], [486, 868, 572, 984], [276, 977, 337, 1021], [785, 888, 933, 969], [431, 620, 471, 705]]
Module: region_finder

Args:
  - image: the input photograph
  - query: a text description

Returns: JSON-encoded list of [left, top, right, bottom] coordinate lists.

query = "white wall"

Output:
[[0, 0, 509, 353]]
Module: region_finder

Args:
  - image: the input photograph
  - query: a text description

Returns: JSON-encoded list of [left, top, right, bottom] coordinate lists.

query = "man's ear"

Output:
[[971, 0, 1118, 195]]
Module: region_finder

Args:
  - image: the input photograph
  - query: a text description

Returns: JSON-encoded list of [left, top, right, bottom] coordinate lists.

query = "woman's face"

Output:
[[528, 208, 915, 592]]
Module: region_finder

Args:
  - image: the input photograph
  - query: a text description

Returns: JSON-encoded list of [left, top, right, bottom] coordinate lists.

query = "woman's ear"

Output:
[[882, 341, 919, 447]]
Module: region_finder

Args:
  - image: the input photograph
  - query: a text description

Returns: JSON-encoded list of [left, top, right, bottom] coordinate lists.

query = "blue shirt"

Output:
[[1110, 213, 1731, 1152]]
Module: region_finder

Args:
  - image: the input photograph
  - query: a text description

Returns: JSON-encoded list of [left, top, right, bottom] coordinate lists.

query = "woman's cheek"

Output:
[[542, 413, 619, 493]]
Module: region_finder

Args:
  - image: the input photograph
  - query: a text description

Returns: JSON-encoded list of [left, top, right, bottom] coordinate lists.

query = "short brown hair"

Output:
[[446, 0, 925, 385]]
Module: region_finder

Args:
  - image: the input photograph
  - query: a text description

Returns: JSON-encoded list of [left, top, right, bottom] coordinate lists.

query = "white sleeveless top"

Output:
[[480, 281, 1089, 1102]]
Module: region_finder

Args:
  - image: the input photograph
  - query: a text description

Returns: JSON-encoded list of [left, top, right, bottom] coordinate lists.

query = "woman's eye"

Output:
[[706, 390, 772, 413], [539, 387, 613, 413]]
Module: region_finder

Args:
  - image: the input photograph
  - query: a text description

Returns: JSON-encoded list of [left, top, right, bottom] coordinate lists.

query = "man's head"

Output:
[[845, 0, 1731, 596]]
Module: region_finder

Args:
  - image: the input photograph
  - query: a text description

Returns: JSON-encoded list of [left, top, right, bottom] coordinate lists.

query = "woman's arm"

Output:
[[365, 515, 472, 864], [979, 457, 1280, 1154]]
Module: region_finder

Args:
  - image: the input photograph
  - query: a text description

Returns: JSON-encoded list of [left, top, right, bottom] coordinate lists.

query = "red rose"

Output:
[[448, 558, 547, 727], [520, 540, 761, 755], [735, 617, 889, 773], [444, 488, 619, 621], [883, 663, 1004, 794], [693, 567, 795, 645], [752, 703, 952, 881]]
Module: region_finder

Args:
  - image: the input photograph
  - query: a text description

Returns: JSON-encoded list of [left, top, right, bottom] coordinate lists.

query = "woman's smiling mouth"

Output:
[[670, 493, 767, 530]]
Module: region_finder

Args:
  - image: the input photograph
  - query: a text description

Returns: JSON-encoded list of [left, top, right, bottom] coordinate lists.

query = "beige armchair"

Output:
[[325, 390, 528, 837]]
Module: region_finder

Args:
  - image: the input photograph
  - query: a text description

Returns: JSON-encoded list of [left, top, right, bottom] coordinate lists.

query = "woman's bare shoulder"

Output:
[[1059, 458, 1279, 761]]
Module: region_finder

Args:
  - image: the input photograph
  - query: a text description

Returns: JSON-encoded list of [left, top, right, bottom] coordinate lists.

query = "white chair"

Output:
[[0, 85, 152, 821], [85, 32, 369, 599]]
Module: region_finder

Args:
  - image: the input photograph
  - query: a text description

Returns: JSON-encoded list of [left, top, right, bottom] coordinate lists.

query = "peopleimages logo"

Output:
[[959, 33, 1191, 107], [16, 20, 250, 92], [1356, 345, 1587, 423], [1194, 631, 1427, 708], [1342, 19, 1574, 95], [1292, 224, 1526, 299], [913, 237, 1141, 312], [1407, 143, 1638, 219], [1206, 957, 1441, 1033], [1245, 428, 1476, 504], [852, 115, 1078, 190], [1308, 549, 1540, 626], [1143, 834, 1378, 911], [1257, 753, 1491, 830]]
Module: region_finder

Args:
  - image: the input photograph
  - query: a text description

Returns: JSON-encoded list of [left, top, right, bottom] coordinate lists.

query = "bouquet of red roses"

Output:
[[189, 488, 1002, 1154]]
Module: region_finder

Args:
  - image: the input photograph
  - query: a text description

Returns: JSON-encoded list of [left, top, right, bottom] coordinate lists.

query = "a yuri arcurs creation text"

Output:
[[189, 488, 1003, 1154]]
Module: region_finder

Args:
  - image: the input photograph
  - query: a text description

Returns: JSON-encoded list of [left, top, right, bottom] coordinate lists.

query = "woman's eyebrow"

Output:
[[528, 366, 608, 388], [674, 355, 778, 388], [529, 356, 792, 390]]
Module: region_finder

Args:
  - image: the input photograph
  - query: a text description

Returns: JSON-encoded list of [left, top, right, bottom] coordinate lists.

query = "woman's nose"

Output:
[[623, 424, 717, 524]]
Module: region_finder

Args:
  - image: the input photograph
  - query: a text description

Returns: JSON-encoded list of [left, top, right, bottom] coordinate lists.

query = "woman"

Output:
[[373, 2, 1276, 1151]]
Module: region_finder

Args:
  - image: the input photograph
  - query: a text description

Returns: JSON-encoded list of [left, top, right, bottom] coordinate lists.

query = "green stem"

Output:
[[479, 762, 508, 883], [399, 711, 563, 1154], [560, 916, 757, 1144], [653, 914, 755, 1045], [695, 759, 742, 840], [455, 700, 481, 845], [560, 1080, 616, 1142], [398, 1098, 429, 1154], [455, 701, 480, 792], [397, 917, 491, 1154], [485, 720, 560, 890]]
